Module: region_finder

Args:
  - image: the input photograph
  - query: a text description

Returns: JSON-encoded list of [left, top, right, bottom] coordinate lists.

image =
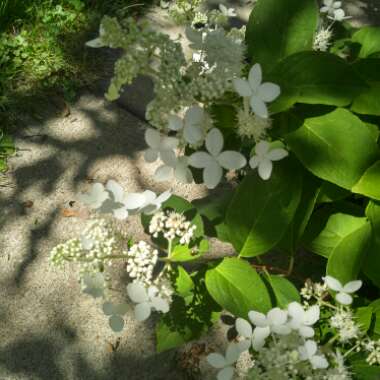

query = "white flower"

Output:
[[299, 340, 329, 369], [313, 27, 333, 52], [98, 180, 131, 220], [287, 302, 320, 338], [168, 106, 206, 145], [233, 63, 280, 118], [144, 128, 179, 163], [135, 189, 172, 215], [207, 343, 242, 380], [188, 128, 247, 189], [154, 152, 193, 184], [235, 308, 290, 351], [78, 183, 108, 209], [320, 0, 342, 15], [219, 4, 237, 17], [249, 141, 288, 180], [127, 282, 169, 321], [323, 276, 362, 305]]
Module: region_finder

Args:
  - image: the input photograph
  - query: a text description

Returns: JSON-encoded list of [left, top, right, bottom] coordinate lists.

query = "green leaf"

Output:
[[326, 218, 371, 284], [351, 59, 380, 116], [317, 182, 350, 203], [170, 244, 202, 262], [268, 52, 367, 113], [351, 361, 380, 380], [285, 108, 380, 197], [245, 0, 318, 72], [156, 318, 192, 352], [205, 258, 272, 317], [363, 201, 380, 288], [352, 160, 380, 200], [175, 266, 194, 299], [355, 306, 374, 333], [369, 299, 380, 335], [352, 27, 380, 58], [303, 212, 369, 258], [226, 158, 302, 257], [266, 275, 300, 308]]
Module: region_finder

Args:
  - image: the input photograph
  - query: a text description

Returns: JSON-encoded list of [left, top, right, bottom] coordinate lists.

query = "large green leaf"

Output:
[[267, 52, 367, 113], [205, 258, 272, 317], [156, 318, 192, 352], [326, 218, 371, 284], [363, 201, 380, 288], [226, 158, 302, 257], [245, 0, 318, 72], [352, 27, 380, 58], [266, 275, 300, 308], [303, 212, 369, 258], [351, 59, 380, 116], [285, 108, 380, 197]]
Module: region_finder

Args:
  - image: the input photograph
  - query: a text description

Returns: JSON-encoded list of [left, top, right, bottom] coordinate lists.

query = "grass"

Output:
[[0, 0, 154, 172]]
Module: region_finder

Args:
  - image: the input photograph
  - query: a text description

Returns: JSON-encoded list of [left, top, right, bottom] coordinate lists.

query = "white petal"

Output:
[[258, 83, 281, 102], [134, 302, 151, 321], [106, 180, 124, 202], [168, 115, 183, 131], [225, 343, 240, 364], [217, 367, 234, 380], [233, 78, 252, 97], [127, 282, 148, 303], [342, 280, 362, 293], [185, 105, 204, 125], [188, 152, 214, 168], [86, 37, 105, 48], [203, 161, 223, 189], [154, 165, 173, 182], [160, 149, 177, 167], [248, 63, 262, 91], [333, 8, 345, 20], [267, 308, 287, 326], [155, 189, 172, 205], [267, 148, 288, 161], [252, 326, 270, 350], [124, 192, 147, 210], [141, 190, 157, 204], [218, 151, 247, 170], [150, 297, 169, 313], [144, 148, 159, 163], [249, 156, 260, 169], [161, 136, 179, 151], [258, 159, 273, 180], [250, 95, 269, 118], [311, 355, 329, 369], [304, 340, 317, 357], [113, 207, 129, 220], [255, 140, 270, 156], [299, 326, 315, 338], [236, 339, 251, 353], [235, 318, 253, 338], [248, 311, 268, 327], [174, 164, 193, 183], [207, 353, 226, 369], [184, 124, 203, 145], [324, 276, 343, 292], [304, 305, 320, 325], [320, 5, 329, 13], [272, 324, 292, 335], [206, 128, 224, 157], [287, 302, 304, 321], [336, 292, 353, 305], [145, 129, 160, 149]]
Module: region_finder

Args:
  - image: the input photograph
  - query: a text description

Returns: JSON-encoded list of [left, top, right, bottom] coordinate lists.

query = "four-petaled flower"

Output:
[[168, 105, 206, 145], [207, 343, 242, 380], [130, 190, 172, 215], [189, 128, 247, 189], [233, 63, 281, 118], [78, 182, 108, 209], [299, 340, 329, 369], [320, 0, 348, 21], [127, 282, 169, 321], [287, 302, 320, 337], [144, 128, 179, 163], [249, 140, 288, 180], [323, 276, 362, 305], [154, 151, 193, 184], [219, 4, 237, 17]]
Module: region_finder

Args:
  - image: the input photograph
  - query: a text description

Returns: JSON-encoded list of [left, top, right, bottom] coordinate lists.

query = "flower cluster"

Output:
[[149, 210, 197, 245]]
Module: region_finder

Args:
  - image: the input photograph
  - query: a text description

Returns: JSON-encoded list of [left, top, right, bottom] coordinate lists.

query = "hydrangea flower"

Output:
[[219, 4, 237, 17], [81, 272, 106, 298], [188, 128, 246, 189], [207, 343, 242, 380], [323, 276, 362, 305], [102, 302, 128, 332], [233, 63, 281, 118], [287, 302, 320, 338], [134, 189, 172, 215], [320, 0, 349, 21], [78, 183, 108, 209], [144, 128, 179, 163], [249, 140, 288, 180], [127, 282, 170, 321], [168, 106, 206, 145], [298, 340, 329, 369], [98, 180, 131, 220], [154, 151, 193, 184]]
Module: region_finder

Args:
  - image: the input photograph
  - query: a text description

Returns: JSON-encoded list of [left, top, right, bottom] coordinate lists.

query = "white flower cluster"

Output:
[[149, 210, 196, 245], [330, 309, 360, 342], [126, 241, 159, 285], [363, 339, 380, 365], [50, 219, 124, 273]]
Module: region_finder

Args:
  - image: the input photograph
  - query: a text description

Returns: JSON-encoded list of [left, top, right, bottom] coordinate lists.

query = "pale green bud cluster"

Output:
[[236, 109, 272, 142]]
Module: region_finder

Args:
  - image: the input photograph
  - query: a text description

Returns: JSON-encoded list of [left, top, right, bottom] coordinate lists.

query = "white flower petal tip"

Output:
[[299, 340, 329, 369], [234, 63, 281, 118], [323, 276, 362, 305], [78, 183, 108, 209]]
